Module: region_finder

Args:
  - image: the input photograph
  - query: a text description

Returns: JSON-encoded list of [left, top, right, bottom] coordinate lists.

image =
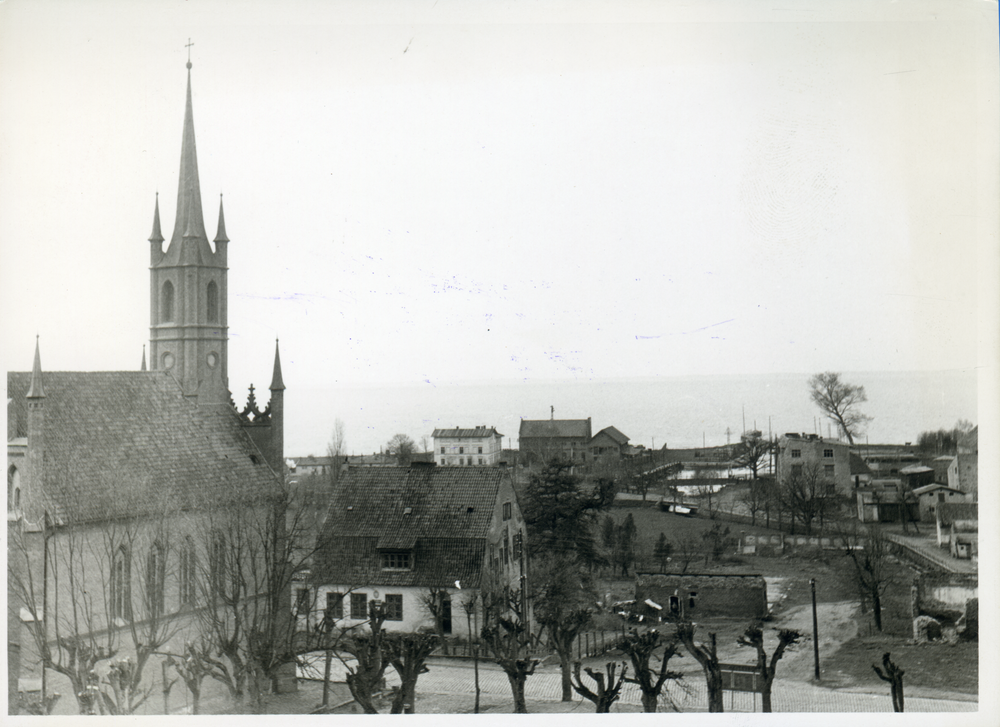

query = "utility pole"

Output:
[[810, 578, 821, 680]]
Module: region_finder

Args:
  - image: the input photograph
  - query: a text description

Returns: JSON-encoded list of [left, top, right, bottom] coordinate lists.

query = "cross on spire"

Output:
[[186, 38, 194, 68]]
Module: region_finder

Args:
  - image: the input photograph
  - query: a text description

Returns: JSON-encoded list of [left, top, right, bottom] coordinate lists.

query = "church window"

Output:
[[112, 545, 132, 621], [210, 532, 227, 599], [161, 281, 175, 322], [8, 466, 20, 512], [207, 281, 219, 322], [147, 542, 166, 617], [179, 536, 197, 607]]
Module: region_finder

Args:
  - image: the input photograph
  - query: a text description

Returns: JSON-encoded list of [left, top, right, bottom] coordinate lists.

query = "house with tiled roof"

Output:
[[303, 463, 526, 641], [7, 61, 293, 713], [433, 426, 504, 466]]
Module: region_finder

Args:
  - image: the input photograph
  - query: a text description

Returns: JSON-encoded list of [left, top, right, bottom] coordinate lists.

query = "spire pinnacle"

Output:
[[270, 338, 285, 391], [214, 193, 229, 243], [149, 192, 164, 243], [141, 344, 147, 372], [170, 61, 207, 249], [27, 336, 45, 399]]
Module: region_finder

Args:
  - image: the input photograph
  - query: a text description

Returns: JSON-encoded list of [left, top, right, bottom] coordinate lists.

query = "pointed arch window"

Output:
[[206, 281, 219, 323], [8, 466, 20, 512], [210, 532, 227, 600], [111, 545, 132, 621], [146, 541, 166, 617], [161, 281, 175, 322], [179, 535, 197, 608]]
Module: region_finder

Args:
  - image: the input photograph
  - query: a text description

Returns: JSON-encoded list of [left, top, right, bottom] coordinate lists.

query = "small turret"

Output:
[[149, 192, 165, 264], [26, 337, 45, 400]]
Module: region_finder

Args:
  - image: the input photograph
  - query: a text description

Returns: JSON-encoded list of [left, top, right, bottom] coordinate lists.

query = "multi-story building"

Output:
[[775, 433, 851, 496], [433, 426, 504, 466], [518, 416, 593, 466]]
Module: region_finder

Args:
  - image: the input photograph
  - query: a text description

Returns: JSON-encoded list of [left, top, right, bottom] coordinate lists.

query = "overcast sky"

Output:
[[1, 0, 997, 396]]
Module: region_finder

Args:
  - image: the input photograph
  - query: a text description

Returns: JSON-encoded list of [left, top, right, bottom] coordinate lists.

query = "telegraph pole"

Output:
[[810, 578, 821, 680]]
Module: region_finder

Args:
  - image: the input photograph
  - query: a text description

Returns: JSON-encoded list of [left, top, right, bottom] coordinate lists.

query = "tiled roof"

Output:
[[312, 465, 508, 588], [849, 452, 873, 475], [592, 426, 629, 446], [912, 484, 964, 496], [8, 371, 280, 525], [432, 427, 503, 439], [519, 419, 591, 440]]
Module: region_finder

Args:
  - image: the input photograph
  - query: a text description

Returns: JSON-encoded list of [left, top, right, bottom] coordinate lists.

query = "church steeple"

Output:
[[148, 59, 229, 403], [270, 339, 285, 392], [149, 193, 164, 244], [215, 194, 229, 244], [170, 63, 208, 253], [26, 336, 45, 399]]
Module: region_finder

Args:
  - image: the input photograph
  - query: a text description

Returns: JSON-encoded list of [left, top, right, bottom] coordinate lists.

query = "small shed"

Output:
[[912, 483, 966, 523]]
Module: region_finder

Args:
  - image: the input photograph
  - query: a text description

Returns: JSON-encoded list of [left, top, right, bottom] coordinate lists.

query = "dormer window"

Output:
[[381, 551, 412, 570]]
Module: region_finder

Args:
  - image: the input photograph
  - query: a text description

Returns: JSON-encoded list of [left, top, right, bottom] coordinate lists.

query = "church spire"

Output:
[[149, 192, 164, 244], [270, 339, 285, 391], [214, 193, 229, 243], [170, 61, 208, 250], [27, 336, 45, 399]]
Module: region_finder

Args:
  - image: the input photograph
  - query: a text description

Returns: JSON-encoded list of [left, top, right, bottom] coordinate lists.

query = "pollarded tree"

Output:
[[383, 631, 439, 714], [338, 601, 391, 714], [675, 621, 724, 712], [531, 556, 594, 701], [570, 661, 628, 713], [808, 372, 872, 445], [736, 623, 802, 712], [619, 629, 685, 712], [480, 588, 538, 713]]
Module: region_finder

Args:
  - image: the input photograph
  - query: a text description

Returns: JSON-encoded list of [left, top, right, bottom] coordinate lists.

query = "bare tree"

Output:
[[420, 583, 452, 656], [571, 661, 628, 712], [872, 652, 905, 712], [841, 523, 894, 632], [385, 433, 416, 466], [653, 533, 672, 574], [619, 629, 685, 712], [780, 462, 828, 535], [383, 631, 439, 714], [740, 477, 770, 526], [531, 556, 593, 701], [675, 621, 724, 713], [480, 588, 538, 713], [733, 430, 772, 479], [338, 602, 391, 714], [736, 623, 802, 712], [326, 418, 347, 488], [809, 372, 872, 445]]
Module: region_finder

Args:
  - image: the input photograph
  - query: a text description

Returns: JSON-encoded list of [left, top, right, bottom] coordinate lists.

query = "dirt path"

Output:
[[770, 601, 860, 684]]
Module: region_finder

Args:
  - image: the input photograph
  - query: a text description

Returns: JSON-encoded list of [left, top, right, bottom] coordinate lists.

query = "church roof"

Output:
[[7, 370, 280, 525], [312, 465, 509, 588]]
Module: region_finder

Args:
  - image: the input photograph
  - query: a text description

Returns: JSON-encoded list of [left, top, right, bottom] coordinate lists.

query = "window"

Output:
[[791, 449, 801, 458], [385, 594, 403, 621], [938, 493, 946, 503], [326, 592, 344, 621], [206, 281, 219, 323], [351, 592, 368, 620], [179, 536, 197, 607], [502, 501, 511, 521], [823, 464, 835, 477], [161, 281, 174, 322], [823, 449, 834, 458], [296, 588, 311, 617], [8, 466, 20, 512], [478, 447, 483, 454], [459, 447, 464, 454], [478, 458, 484, 465], [440, 447, 445, 454], [146, 542, 166, 617], [791, 464, 803, 477], [111, 545, 131, 621], [381, 551, 411, 570], [210, 532, 227, 598], [688, 591, 697, 609]]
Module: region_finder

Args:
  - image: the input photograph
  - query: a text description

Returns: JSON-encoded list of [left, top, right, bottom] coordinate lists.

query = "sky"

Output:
[[1, 0, 997, 396]]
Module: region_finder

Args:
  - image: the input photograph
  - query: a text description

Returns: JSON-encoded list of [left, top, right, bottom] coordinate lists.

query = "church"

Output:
[[7, 60, 293, 715]]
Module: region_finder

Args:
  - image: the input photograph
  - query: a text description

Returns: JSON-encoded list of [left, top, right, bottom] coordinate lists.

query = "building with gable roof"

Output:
[[7, 60, 292, 713], [518, 415, 593, 467], [303, 463, 526, 640]]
